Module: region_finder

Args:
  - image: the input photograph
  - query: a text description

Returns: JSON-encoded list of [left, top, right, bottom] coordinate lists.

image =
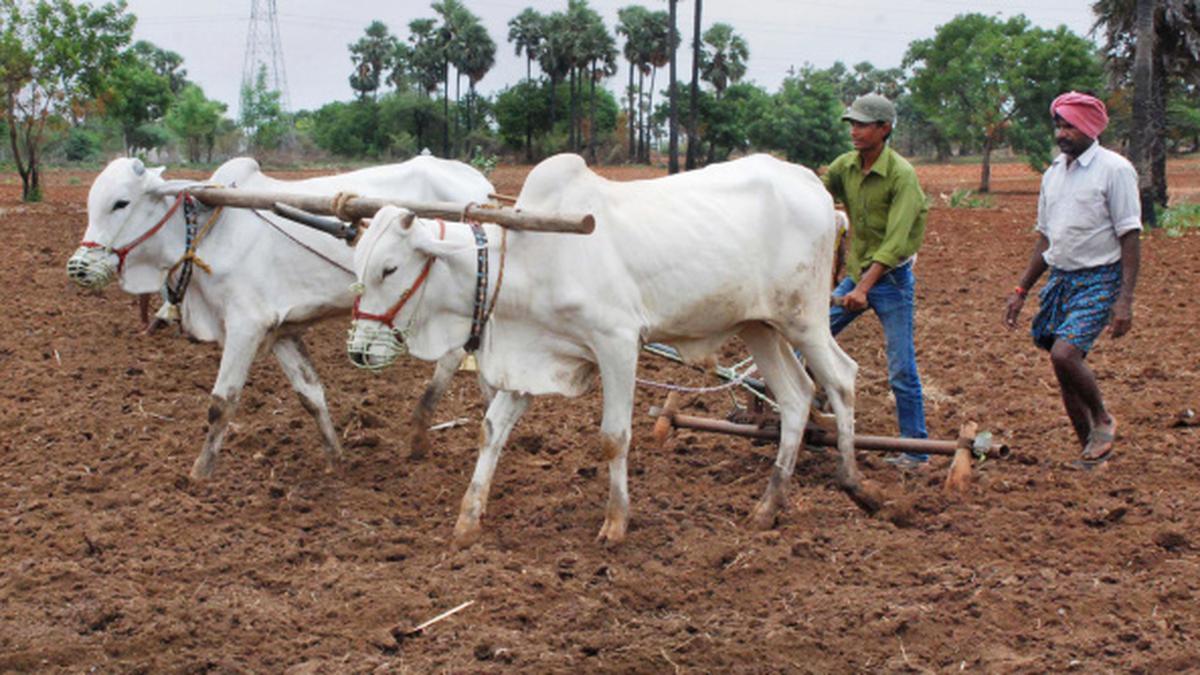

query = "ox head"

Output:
[[66, 158, 196, 294], [347, 205, 457, 370]]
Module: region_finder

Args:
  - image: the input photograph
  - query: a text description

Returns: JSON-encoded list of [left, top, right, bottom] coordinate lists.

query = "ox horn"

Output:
[[149, 179, 211, 198]]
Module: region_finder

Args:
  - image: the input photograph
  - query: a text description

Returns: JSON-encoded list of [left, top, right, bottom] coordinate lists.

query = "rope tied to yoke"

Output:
[[331, 191, 359, 224]]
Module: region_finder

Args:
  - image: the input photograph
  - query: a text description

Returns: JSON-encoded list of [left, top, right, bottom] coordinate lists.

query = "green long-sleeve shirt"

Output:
[[822, 146, 928, 281]]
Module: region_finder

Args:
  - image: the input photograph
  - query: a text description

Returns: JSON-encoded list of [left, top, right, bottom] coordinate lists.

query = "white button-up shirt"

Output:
[[1036, 142, 1142, 271]]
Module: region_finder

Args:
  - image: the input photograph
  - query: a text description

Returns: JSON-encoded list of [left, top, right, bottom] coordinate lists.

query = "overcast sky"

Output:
[[122, 0, 1099, 116]]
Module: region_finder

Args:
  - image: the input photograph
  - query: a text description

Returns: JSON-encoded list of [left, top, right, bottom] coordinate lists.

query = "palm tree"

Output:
[[407, 18, 444, 152], [507, 8, 544, 82], [460, 21, 495, 149], [432, 0, 470, 156], [537, 11, 572, 145], [508, 8, 544, 161], [1092, 0, 1200, 208], [580, 20, 617, 160], [564, 1, 587, 151], [686, 0, 701, 170], [642, 11, 677, 164], [1131, 0, 1157, 224], [387, 40, 413, 92], [408, 19, 442, 97], [667, 0, 679, 174], [564, 0, 611, 154], [700, 22, 748, 99], [349, 21, 397, 101], [617, 6, 651, 161]]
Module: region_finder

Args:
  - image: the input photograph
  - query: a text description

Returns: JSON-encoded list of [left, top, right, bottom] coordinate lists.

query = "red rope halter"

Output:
[[79, 193, 187, 274], [352, 219, 446, 328]]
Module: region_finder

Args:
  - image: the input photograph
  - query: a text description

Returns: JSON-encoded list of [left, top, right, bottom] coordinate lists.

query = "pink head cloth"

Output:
[[1050, 91, 1109, 139]]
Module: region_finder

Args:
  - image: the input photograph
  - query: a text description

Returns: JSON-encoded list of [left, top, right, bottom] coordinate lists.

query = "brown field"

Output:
[[1, 156, 1198, 673]]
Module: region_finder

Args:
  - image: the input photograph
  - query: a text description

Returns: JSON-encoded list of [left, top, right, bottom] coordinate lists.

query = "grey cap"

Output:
[[842, 94, 896, 125]]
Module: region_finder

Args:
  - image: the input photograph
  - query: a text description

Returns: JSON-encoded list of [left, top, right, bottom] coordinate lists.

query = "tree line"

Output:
[[1, 0, 1197, 206]]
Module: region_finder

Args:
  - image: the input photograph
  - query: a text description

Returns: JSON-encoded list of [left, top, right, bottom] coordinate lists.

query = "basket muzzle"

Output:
[[66, 246, 118, 290], [346, 320, 408, 370]]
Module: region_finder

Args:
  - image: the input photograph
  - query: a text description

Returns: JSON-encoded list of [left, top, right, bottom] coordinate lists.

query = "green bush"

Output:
[[469, 146, 497, 177], [944, 187, 995, 209], [1157, 202, 1200, 237], [65, 127, 102, 161]]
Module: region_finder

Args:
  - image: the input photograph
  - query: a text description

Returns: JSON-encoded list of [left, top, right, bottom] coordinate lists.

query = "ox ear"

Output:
[[403, 214, 459, 260]]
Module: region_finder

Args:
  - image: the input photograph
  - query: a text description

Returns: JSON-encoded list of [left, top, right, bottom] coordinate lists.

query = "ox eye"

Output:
[[112, 199, 130, 211], [381, 266, 397, 279]]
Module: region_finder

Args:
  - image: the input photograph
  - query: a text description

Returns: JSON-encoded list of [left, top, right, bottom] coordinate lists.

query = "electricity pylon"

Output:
[[240, 0, 291, 115]]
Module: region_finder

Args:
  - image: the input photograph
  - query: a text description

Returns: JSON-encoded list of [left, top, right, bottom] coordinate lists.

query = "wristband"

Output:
[[1013, 285, 1027, 298]]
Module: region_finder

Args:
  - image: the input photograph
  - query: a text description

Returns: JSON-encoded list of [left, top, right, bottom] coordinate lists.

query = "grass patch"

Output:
[[1157, 202, 1200, 237], [941, 187, 995, 209]]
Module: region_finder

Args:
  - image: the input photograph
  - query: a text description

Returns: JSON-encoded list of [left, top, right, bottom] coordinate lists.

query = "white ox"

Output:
[[67, 155, 494, 478], [349, 153, 877, 548]]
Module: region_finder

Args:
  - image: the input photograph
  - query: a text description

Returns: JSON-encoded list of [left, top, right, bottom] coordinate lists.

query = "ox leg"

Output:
[[452, 390, 531, 549], [272, 335, 342, 473], [191, 325, 268, 480], [800, 333, 881, 513], [137, 294, 152, 329], [594, 347, 638, 546], [409, 349, 466, 460], [740, 323, 814, 530]]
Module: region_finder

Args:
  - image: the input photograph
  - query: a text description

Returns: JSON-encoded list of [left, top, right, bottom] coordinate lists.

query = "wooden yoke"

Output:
[[189, 186, 595, 234]]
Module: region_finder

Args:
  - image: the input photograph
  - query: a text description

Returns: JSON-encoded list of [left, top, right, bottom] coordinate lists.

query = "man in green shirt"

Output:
[[821, 93, 930, 467]]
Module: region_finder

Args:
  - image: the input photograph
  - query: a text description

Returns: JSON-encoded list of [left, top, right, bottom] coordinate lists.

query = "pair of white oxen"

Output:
[[67, 153, 878, 548]]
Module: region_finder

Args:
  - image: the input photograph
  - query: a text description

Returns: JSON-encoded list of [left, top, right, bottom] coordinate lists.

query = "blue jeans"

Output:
[[829, 263, 928, 445]]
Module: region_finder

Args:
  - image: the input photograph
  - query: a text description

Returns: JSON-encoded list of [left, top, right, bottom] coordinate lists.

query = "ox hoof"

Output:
[[747, 499, 779, 531], [408, 432, 431, 461], [323, 456, 342, 475], [190, 455, 217, 480], [452, 517, 482, 550], [846, 479, 885, 515], [596, 518, 627, 547]]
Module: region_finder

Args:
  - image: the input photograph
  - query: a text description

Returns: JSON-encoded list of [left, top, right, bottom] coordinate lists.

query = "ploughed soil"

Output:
[[1, 155, 1199, 674]]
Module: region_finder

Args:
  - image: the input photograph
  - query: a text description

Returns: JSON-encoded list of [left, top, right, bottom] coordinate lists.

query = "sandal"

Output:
[[1069, 418, 1117, 471]]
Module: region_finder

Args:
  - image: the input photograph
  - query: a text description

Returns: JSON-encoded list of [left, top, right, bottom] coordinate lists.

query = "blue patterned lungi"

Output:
[[1031, 261, 1122, 353]]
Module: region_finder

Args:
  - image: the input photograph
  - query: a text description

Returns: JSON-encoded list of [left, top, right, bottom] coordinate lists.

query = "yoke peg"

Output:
[[651, 392, 681, 448], [944, 421, 978, 493]]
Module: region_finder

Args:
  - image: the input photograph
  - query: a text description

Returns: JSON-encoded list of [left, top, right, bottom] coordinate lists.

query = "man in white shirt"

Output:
[[1003, 91, 1142, 470]]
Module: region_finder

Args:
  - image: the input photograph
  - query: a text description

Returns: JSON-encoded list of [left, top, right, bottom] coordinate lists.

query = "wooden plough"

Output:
[[640, 344, 1009, 492]]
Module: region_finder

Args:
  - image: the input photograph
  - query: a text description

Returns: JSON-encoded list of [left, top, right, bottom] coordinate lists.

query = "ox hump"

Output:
[[519, 153, 595, 207], [211, 157, 263, 187]]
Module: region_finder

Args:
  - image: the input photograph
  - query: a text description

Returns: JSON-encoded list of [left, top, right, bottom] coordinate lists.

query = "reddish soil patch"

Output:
[[1, 157, 1198, 672]]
